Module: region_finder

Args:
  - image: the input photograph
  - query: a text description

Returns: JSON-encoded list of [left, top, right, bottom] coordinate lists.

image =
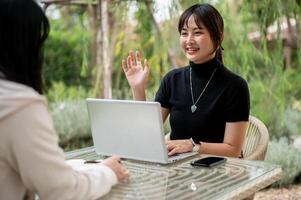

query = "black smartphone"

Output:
[[190, 157, 226, 167]]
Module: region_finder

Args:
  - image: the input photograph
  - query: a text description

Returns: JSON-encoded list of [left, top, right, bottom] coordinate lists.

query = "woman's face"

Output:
[[180, 16, 216, 64]]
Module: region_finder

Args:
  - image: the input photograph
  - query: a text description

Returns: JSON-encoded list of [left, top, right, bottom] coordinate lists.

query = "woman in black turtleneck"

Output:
[[122, 4, 250, 158]]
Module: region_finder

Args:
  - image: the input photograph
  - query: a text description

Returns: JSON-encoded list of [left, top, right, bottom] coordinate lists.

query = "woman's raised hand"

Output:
[[122, 50, 149, 90]]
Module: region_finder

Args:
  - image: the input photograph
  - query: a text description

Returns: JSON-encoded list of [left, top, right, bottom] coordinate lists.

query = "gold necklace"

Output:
[[189, 67, 217, 113]]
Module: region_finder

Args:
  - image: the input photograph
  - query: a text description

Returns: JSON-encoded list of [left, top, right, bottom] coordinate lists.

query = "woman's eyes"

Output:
[[194, 31, 202, 35], [180, 31, 203, 36], [181, 32, 188, 36]]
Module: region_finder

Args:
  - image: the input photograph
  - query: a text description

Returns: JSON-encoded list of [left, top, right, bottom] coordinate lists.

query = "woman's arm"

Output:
[[161, 107, 169, 123], [198, 121, 247, 157], [7, 101, 127, 200], [166, 121, 248, 157]]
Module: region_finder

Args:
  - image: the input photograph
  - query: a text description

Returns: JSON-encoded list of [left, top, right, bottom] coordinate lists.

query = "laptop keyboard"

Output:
[[168, 152, 197, 162]]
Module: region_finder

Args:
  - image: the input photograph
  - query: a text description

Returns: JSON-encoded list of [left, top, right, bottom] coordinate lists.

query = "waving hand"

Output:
[[122, 50, 150, 91]]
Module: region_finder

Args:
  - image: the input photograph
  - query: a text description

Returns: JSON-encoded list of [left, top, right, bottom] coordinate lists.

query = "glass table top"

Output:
[[66, 147, 282, 200]]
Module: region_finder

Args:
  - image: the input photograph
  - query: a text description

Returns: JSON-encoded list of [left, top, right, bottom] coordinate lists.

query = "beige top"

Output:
[[0, 79, 117, 200]]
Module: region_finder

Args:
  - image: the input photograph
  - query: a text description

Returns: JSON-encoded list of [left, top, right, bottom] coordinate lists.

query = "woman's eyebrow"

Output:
[[182, 26, 203, 31], [194, 27, 204, 30]]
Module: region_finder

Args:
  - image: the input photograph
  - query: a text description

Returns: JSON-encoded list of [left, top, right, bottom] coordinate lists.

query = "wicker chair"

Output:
[[164, 115, 269, 161], [242, 117, 269, 200], [242, 116, 269, 161]]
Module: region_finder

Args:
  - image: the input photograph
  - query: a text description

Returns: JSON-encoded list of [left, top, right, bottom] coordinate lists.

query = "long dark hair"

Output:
[[178, 4, 224, 63], [0, 0, 49, 94]]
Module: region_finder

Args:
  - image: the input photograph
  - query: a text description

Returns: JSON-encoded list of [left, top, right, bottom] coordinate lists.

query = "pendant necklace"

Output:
[[190, 67, 217, 113]]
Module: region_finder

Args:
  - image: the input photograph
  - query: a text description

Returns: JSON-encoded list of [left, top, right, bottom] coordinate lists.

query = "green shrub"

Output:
[[266, 138, 301, 187], [49, 100, 92, 150], [284, 100, 301, 136], [47, 81, 94, 103], [43, 18, 91, 92]]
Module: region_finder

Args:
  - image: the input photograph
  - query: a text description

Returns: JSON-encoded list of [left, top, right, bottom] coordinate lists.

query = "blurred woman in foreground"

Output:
[[0, 1, 129, 199]]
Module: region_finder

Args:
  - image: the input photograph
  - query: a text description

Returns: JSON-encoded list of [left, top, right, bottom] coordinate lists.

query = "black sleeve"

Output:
[[223, 77, 250, 122], [155, 74, 172, 109]]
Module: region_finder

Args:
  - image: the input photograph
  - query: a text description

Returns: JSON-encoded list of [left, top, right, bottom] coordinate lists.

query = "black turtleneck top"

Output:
[[155, 57, 250, 143]]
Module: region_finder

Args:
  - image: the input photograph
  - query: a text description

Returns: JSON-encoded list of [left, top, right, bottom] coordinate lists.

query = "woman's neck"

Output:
[[189, 57, 220, 78]]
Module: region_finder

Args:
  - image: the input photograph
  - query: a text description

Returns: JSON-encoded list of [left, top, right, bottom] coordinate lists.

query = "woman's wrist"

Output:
[[188, 138, 194, 151], [190, 138, 201, 153], [131, 87, 146, 101], [193, 144, 201, 153]]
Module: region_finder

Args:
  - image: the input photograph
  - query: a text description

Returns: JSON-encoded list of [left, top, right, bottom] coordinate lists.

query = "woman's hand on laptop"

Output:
[[166, 140, 193, 156], [103, 156, 130, 181]]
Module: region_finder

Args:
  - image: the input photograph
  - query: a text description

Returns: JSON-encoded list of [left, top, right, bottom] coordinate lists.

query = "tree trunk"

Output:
[[144, 0, 177, 68], [283, 16, 296, 69], [94, 0, 103, 97], [101, 0, 112, 98], [87, 5, 98, 69], [283, 39, 292, 69], [87, 5, 98, 85], [61, 6, 72, 28]]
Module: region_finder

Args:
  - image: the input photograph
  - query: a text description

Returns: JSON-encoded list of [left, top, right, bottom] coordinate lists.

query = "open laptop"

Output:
[[86, 98, 197, 164]]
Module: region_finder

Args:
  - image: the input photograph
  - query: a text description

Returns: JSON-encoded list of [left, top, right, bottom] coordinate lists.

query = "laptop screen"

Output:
[[86, 98, 169, 163]]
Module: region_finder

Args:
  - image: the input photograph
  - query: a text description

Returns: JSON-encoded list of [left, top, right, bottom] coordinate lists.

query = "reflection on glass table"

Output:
[[66, 147, 282, 200]]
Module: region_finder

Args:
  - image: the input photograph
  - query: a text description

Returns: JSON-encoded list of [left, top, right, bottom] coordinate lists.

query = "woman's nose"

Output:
[[186, 34, 195, 44]]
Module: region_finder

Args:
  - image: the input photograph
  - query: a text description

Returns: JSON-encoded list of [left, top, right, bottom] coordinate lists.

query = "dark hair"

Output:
[[0, 0, 49, 94], [178, 4, 224, 63]]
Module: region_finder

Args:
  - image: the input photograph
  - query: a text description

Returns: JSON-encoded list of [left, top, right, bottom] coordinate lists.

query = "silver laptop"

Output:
[[86, 98, 197, 164]]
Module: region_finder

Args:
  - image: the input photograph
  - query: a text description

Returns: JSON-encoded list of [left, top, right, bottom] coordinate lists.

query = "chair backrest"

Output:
[[242, 116, 269, 160]]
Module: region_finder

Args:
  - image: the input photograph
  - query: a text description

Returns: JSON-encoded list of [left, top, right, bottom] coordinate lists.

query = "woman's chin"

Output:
[[186, 56, 200, 63], [186, 54, 213, 64], [186, 54, 196, 60]]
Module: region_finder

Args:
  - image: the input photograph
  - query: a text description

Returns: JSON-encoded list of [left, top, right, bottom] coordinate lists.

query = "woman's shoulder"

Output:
[[163, 65, 189, 80], [219, 65, 248, 87], [0, 79, 47, 120], [0, 79, 45, 100]]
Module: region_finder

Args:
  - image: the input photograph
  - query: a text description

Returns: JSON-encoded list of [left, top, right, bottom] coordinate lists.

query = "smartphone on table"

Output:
[[190, 156, 226, 167]]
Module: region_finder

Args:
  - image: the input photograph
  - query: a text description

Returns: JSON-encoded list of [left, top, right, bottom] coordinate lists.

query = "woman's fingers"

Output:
[[122, 59, 127, 72], [123, 50, 149, 73], [136, 51, 141, 66], [166, 143, 174, 151], [127, 56, 131, 70], [144, 59, 149, 73], [168, 147, 178, 156], [104, 156, 130, 181], [166, 140, 193, 156], [123, 169, 130, 177], [129, 50, 135, 65]]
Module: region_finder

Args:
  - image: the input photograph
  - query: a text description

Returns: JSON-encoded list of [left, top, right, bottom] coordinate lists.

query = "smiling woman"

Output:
[[122, 3, 250, 158]]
